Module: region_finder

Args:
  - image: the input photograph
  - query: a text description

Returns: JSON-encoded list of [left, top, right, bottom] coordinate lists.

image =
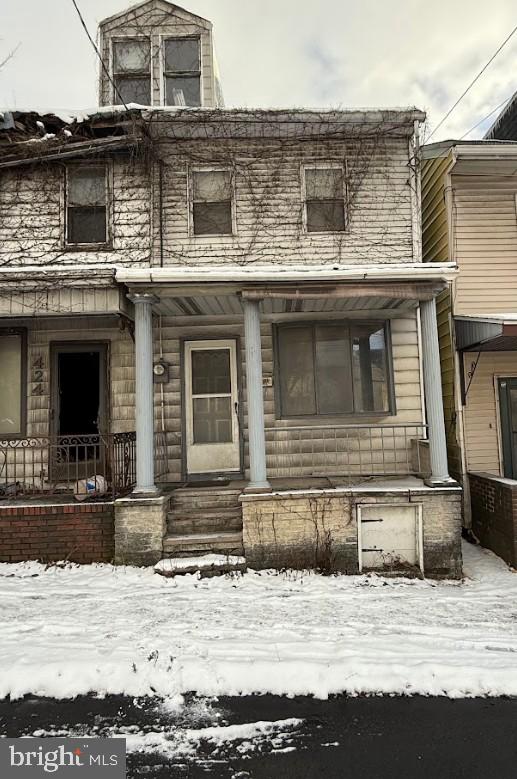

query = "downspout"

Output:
[[159, 159, 164, 268]]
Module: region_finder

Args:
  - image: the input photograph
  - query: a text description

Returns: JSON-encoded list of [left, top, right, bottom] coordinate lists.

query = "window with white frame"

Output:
[[0, 330, 25, 436], [276, 322, 391, 417], [191, 170, 233, 235], [304, 166, 346, 232], [112, 39, 151, 105], [66, 166, 108, 246], [164, 37, 201, 106]]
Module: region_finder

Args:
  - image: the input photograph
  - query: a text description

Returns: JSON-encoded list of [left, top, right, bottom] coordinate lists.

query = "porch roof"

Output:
[[455, 315, 517, 352]]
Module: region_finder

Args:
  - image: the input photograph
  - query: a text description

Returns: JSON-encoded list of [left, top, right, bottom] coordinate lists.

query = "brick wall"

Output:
[[470, 472, 517, 567], [0, 503, 115, 564]]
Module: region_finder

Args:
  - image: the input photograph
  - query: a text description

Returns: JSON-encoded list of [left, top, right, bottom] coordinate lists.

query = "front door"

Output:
[[50, 343, 108, 478], [184, 339, 241, 476], [498, 377, 517, 479]]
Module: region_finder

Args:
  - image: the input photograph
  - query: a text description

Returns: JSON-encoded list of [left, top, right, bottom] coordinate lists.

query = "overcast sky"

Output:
[[1, 0, 516, 140]]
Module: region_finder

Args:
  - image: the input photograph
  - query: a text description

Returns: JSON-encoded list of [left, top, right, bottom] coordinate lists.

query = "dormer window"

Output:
[[164, 37, 201, 106], [113, 39, 151, 105]]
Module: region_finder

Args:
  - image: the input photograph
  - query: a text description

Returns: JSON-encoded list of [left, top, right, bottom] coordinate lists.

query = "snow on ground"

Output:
[[1, 541, 517, 701]]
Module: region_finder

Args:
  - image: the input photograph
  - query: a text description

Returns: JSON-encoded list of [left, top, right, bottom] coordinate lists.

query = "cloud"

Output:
[[1, 0, 516, 140]]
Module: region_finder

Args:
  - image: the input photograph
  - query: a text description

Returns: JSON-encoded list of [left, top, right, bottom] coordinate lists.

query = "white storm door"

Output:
[[185, 340, 241, 475]]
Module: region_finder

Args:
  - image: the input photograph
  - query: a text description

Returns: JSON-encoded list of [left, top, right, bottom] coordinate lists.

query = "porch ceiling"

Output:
[[153, 294, 420, 318]]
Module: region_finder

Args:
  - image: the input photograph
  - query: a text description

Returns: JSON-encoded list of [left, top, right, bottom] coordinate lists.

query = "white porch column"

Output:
[[420, 298, 455, 486], [243, 298, 271, 492], [128, 293, 159, 495]]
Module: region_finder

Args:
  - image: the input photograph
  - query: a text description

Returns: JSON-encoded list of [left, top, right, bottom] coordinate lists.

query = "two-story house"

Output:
[[422, 138, 517, 568], [0, 0, 461, 577]]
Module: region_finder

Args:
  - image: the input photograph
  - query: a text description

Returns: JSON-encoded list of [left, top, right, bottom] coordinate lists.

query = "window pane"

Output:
[[114, 75, 151, 105], [68, 168, 105, 207], [315, 326, 353, 414], [193, 170, 232, 202], [193, 396, 232, 443], [351, 325, 389, 412], [113, 40, 150, 73], [278, 327, 316, 416], [67, 208, 107, 244], [307, 200, 345, 232], [164, 38, 200, 72], [0, 335, 22, 435], [192, 350, 231, 395], [165, 75, 201, 106], [305, 168, 343, 199], [193, 202, 232, 235]]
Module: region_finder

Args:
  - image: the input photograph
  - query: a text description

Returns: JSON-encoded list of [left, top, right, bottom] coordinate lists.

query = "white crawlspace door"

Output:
[[184, 339, 241, 476]]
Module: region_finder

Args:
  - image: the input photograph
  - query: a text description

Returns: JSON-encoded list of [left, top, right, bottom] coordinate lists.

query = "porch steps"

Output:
[[165, 486, 244, 558], [163, 531, 244, 557]]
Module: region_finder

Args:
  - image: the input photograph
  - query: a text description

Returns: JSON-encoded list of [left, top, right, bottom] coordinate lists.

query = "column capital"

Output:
[[128, 292, 160, 306]]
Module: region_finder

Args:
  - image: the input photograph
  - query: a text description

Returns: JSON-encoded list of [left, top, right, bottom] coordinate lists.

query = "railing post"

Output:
[[243, 298, 271, 492], [128, 293, 160, 496], [420, 298, 456, 486]]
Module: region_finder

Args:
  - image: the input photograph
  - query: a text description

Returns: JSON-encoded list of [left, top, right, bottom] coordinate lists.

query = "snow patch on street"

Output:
[[1, 542, 517, 700]]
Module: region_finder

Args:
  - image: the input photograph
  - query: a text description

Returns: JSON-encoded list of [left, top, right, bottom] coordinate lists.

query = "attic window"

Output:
[[66, 166, 108, 246], [113, 39, 151, 105], [304, 166, 346, 233], [164, 37, 201, 106]]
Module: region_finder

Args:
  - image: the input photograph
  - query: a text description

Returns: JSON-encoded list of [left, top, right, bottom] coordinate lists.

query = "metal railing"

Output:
[[0, 432, 137, 500], [154, 431, 169, 483], [264, 423, 429, 479]]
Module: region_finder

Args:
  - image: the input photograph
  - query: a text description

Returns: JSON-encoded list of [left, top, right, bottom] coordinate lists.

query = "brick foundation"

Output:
[[0, 502, 115, 564], [241, 488, 462, 578], [470, 472, 517, 567]]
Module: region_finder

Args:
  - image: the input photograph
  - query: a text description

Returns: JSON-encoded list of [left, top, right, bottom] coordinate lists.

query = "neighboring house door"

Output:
[[184, 339, 241, 477], [50, 343, 108, 480], [498, 377, 517, 479]]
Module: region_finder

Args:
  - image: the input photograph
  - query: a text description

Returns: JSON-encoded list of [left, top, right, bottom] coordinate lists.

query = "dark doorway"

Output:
[[498, 377, 517, 479], [50, 343, 108, 478]]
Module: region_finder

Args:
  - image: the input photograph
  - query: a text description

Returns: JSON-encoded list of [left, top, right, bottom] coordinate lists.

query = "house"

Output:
[[422, 138, 517, 568], [0, 0, 461, 577]]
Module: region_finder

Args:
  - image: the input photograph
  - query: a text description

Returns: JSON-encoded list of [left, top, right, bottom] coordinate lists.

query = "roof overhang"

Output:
[[455, 315, 517, 351]]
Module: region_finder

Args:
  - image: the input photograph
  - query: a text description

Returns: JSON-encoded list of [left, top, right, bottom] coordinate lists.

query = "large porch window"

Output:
[[275, 322, 392, 418], [0, 330, 25, 437]]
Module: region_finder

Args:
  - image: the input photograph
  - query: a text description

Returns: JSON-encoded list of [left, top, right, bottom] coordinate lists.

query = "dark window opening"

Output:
[[305, 167, 346, 232], [164, 37, 201, 106], [113, 39, 151, 105], [66, 166, 107, 246], [192, 170, 233, 235]]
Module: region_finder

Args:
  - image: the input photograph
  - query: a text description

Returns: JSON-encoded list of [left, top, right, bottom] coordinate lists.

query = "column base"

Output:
[[131, 485, 162, 498], [424, 476, 459, 489], [244, 482, 272, 494]]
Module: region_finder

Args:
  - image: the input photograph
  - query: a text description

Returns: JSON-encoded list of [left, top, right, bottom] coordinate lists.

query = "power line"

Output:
[[459, 93, 514, 140], [70, 0, 129, 111], [426, 23, 517, 143]]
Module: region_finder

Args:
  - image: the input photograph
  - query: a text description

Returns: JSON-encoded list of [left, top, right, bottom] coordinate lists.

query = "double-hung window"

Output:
[[0, 330, 25, 437], [112, 39, 151, 105], [276, 322, 391, 417], [191, 169, 233, 235], [164, 37, 201, 106], [66, 166, 108, 246], [304, 165, 346, 232]]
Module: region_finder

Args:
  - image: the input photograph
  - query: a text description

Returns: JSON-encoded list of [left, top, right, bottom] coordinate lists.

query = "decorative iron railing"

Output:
[[0, 432, 137, 500], [263, 423, 429, 479]]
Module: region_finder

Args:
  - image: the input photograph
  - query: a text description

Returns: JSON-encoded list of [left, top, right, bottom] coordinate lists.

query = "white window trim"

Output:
[[188, 166, 237, 238], [64, 162, 112, 250], [301, 161, 348, 235], [161, 34, 203, 108], [110, 36, 153, 107]]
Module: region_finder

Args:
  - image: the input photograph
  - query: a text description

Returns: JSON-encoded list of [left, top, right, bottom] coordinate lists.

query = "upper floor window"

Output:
[[191, 170, 233, 236], [275, 322, 391, 418], [164, 37, 201, 106], [113, 39, 151, 105], [66, 166, 108, 247], [303, 166, 346, 233]]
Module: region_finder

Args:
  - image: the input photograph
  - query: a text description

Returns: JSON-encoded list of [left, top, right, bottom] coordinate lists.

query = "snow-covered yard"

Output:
[[1, 541, 517, 701]]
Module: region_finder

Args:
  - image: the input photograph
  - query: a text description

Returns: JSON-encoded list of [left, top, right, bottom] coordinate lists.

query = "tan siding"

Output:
[[422, 154, 451, 263], [462, 351, 517, 475], [452, 175, 517, 315]]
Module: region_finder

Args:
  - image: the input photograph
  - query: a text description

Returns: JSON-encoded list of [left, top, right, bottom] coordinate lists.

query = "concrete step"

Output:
[[163, 531, 244, 557], [155, 553, 247, 578], [170, 491, 242, 510], [167, 509, 243, 535]]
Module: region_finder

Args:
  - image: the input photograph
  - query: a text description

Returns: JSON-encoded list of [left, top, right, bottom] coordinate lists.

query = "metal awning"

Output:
[[455, 315, 517, 351]]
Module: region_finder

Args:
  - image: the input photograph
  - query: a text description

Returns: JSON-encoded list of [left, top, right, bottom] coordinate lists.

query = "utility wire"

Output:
[[459, 92, 514, 139], [426, 24, 517, 143], [70, 0, 129, 111]]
